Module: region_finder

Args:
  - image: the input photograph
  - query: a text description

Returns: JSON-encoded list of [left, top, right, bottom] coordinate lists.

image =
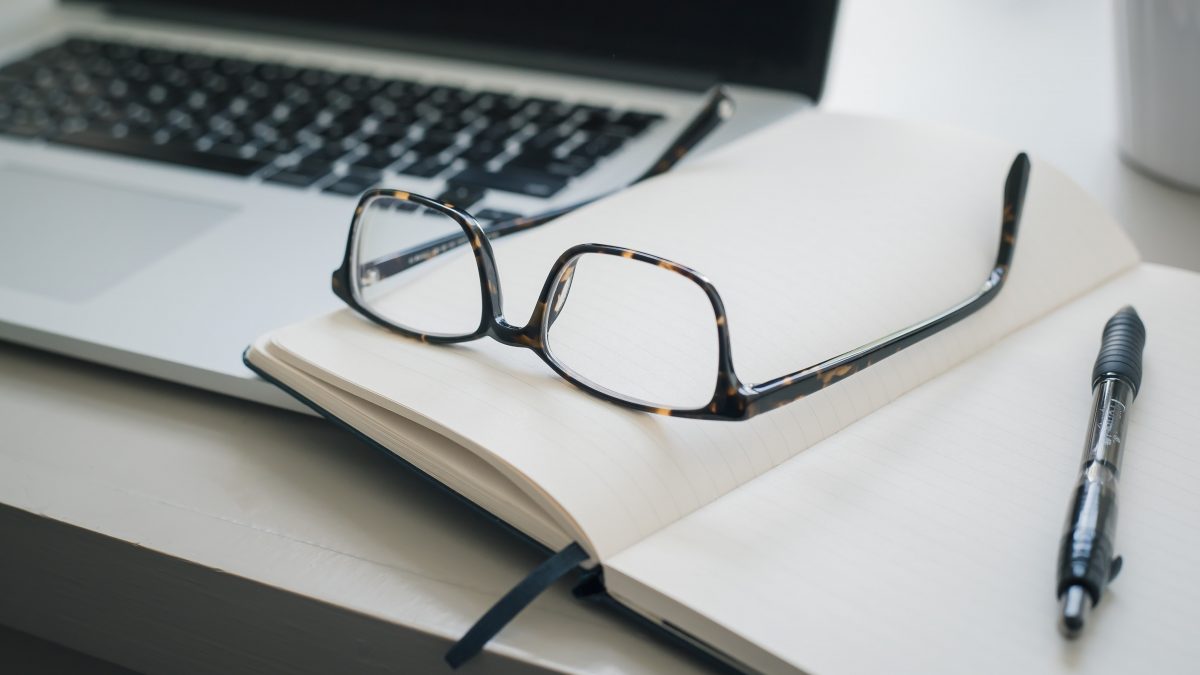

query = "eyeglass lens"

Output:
[[543, 252, 719, 410], [353, 194, 483, 337]]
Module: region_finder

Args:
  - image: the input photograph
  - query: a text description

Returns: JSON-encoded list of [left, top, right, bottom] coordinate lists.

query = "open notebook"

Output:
[[246, 113, 1200, 673]]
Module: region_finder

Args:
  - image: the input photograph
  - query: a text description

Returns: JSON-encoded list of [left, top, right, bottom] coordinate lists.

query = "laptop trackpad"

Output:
[[0, 165, 235, 303]]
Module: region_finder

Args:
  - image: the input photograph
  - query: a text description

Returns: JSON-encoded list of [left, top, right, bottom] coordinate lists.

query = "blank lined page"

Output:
[[268, 113, 1139, 559], [607, 264, 1200, 674]]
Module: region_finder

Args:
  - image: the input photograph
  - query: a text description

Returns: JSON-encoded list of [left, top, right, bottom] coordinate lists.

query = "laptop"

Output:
[[0, 0, 839, 411]]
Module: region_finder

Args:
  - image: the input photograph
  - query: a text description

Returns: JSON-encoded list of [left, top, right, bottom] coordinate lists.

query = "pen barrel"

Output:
[[1056, 376, 1135, 603]]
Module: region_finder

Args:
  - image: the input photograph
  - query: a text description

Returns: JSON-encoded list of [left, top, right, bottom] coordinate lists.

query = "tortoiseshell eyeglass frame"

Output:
[[332, 89, 1031, 420]]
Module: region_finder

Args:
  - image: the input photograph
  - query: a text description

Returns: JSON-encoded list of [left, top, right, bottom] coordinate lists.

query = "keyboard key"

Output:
[[304, 142, 354, 163], [351, 149, 401, 171], [614, 110, 663, 134], [55, 130, 266, 176], [523, 126, 571, 153], [501, 145, 543, 166], [399, 156, 453, 178], [448, 166, 566, 198], [531, 103, 573, 128], [323, 171, 380, 196], [477, 120, 521, 143], [373, 119, 417, 137], [428, 114, 472, 135], [573, 107, 614, 134], [207, 140, 249, 157], [437, 184, 486, 210], [408, 130, 458, 158], [264, 136, 304, 155], [460, 139, 505, 166], [361, 133, 405, 150], [508, 148, 592, 175], [574, 133, 625, 159]]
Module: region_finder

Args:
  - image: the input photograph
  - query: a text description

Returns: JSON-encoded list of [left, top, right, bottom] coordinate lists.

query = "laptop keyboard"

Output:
[[0, 36, 664, 203]]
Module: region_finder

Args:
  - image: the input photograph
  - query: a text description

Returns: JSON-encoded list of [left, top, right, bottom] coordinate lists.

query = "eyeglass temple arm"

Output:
[[741, 153, 1031, 417], [358, 87, 735, 281]]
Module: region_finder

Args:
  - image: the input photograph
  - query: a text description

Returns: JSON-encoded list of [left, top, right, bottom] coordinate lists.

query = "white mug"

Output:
[[1115, 0, 1200, 192]]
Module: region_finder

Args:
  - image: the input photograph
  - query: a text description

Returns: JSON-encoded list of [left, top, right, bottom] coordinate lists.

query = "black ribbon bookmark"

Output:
[[445, 542, 589, 668]]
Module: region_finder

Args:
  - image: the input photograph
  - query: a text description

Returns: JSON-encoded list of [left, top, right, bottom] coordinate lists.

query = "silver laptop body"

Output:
[[0, 0, 838, 411]]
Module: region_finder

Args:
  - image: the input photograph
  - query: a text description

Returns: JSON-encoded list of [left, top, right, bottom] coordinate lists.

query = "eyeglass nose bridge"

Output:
[[483, 256, 579, 352], [477, 245, 580, 351], [485, 318, 543, 351]]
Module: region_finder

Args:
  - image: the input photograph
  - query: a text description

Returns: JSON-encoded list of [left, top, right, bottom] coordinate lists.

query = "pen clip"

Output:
[[1109, 555, 1123, 582]]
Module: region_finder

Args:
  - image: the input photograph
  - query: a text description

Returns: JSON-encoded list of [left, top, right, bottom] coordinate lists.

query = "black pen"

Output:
[[1057, 306, 1146, 637]]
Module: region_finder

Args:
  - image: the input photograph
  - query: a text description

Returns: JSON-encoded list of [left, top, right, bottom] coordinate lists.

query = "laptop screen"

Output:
[[108, 1, 839, 100]]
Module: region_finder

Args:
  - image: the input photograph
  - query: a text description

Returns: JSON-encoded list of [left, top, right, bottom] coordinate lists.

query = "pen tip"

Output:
[[1058, 585, 1092, 638]]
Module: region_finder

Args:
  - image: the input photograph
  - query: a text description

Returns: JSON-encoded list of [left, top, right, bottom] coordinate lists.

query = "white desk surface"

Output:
[[3, 1, 1199, 674], [824, 0, 1200, 274]]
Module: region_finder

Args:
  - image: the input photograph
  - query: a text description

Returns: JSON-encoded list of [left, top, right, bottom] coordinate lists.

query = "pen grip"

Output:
[[1092, 306, 1146, 395]]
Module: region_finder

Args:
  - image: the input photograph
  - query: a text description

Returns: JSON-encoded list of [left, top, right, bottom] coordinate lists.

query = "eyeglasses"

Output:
[[332, 88, 1031, 420]]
